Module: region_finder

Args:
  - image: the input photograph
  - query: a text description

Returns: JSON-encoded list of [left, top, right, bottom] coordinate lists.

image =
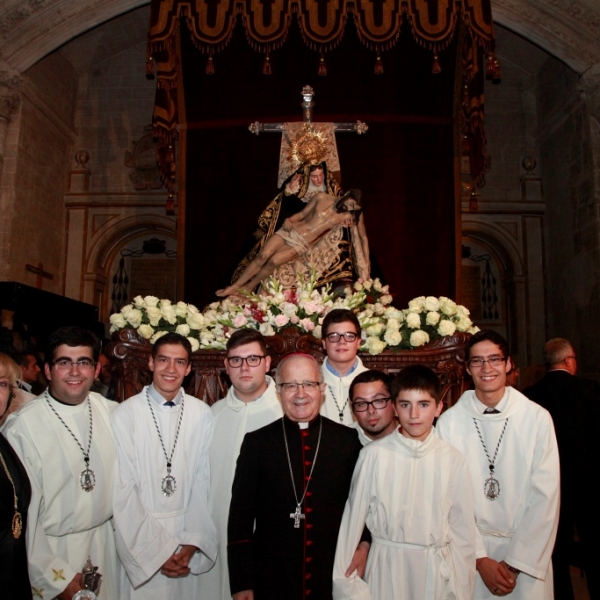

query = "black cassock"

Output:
[[0, 432, 32, 600], [228, 415, 362, 599]]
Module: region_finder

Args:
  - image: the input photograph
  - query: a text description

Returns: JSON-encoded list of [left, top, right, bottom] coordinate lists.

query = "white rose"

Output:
[[363, 280, 373, 291], [109, 312, 127, 330], [133, 295, 145, 308], [384, 329, 402, 346], [200, 331, 215, 345], [469, 326, 481, 334], [150, 330, 168, 344], [384, 307, 404, 321], [160, 299, 172, 308], [373, 279, 383, 292], [408, 297, 425, 312], [187, 312, 205, 330], [380, 295, 393, 305], [146, 306, 162, 327], [386, 318, 400, 330], [138, 324, 154, 339], [187, 337, 200, 352], [406, 312, 421, 329], [175, 301, 189, 318], [160, 304, 177, 324], [281, 302, 298, 317], [456, 305, 470, 318], [144, 295, 160, 307], [410, 330, 430, 347], [259, 322, 275, 336], [425, 311, 441, 326], [176, 323, 191, 336], [437, 320, 457, 336], [313, 325, 322, 339], [455, 317, 473, 332], [374, 303, 385, 315], [120, 304, 134, 319], [126, 308, 143, 329], [439, 297, 458, 316], [424, 296, 440, 312], [366, 337, 386, 355], [354, 281, 363, 291]]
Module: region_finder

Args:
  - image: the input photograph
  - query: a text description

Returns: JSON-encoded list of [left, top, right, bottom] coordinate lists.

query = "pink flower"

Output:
[[300, 318, 315, 331], [291, 315, 300, 324], [233, 314, 248, 328], [274, 314, 290, 327]]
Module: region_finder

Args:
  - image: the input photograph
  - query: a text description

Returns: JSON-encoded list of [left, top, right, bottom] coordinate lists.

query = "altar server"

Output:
[[228, 353, 362, 600], [2, 326, 121, 600], [437, 330, 559, 599], [198, 329, 283, 599], [321, 309, 368, 424], [333, 365, 476, 600], [111, 333, 217, 599]]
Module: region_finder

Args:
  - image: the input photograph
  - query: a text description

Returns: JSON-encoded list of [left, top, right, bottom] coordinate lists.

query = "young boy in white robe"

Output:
[[333, 365, 476, 600]]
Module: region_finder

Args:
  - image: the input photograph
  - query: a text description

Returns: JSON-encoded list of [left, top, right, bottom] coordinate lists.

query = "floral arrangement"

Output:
[[109, 272, 478, 355]]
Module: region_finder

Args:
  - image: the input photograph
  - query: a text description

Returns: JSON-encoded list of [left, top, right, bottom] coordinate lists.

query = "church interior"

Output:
[[0, 0, 599, 381]]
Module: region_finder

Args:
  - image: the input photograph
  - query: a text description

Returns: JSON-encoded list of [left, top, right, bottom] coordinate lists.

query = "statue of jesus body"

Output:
[[216, 190, 367, 297]]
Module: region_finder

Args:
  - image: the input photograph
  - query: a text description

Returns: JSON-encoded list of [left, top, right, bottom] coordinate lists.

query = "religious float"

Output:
[[107, 275, 477, 407]]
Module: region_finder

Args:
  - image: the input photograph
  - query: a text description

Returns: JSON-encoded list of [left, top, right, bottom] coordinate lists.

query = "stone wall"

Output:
[[536, 56, 600, 378], [74, 40, 156, 193], [0, 51, 78, 294]]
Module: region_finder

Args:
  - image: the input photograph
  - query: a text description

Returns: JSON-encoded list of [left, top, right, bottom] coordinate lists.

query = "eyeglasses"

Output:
[[52, 359, 96, 370], [278, 381, 322, 392], [324, 332, 359, 343], [226, 355, 265, 368], [352, 398, 391, 412], [468, 356, 506, 368]]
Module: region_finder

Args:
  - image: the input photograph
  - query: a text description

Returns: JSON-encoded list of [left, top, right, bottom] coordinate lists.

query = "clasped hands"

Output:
[[161, 545, 198, 578], [476, 557, 518, 596]]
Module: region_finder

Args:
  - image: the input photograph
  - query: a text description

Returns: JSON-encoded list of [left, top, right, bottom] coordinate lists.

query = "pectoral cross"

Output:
[[248, 86, 368, 135], [290, 505, 305, 528], [25, 262, 54, 289]]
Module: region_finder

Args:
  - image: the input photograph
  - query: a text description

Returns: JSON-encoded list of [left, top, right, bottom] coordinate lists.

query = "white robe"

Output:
[[321, 357, 368, 425], [198, 376, 283, 600], [333, 428, 476, 600], [111, 385, 218, 599], [436, 387, 560, 599], [2, 392, 121, 600]]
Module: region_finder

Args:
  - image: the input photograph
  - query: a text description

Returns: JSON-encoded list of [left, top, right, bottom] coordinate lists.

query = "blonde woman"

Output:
[[0, 352, 32, 598]]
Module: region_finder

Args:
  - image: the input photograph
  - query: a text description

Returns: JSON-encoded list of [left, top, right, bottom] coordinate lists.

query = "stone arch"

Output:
[[1, 0, 599, 75], [83, 215, 177, 323], [461, 220, 527, 364]]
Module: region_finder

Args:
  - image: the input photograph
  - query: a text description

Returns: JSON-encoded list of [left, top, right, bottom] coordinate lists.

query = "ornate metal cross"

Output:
[[248, 86, 368, 135], [290, 505, 305, 528]]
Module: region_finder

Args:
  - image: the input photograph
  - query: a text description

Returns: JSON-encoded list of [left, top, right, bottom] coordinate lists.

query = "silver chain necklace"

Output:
[[146, 388, 185, 497], [45, 392, 95, 492], [472, 417, 508, 501], [327, 385, 348, 422], [282, 417, 322, 528]]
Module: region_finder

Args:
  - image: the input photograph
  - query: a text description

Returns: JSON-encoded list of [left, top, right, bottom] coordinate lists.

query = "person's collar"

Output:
[[227, 376, 275, 411], [283, 413, 321, 430], [549, 368, 571, 374], [324, 357, 359, 378], [474, 388, 509, 414], [148, 383, 182, 406], [47, 388, 86, 407], [20, 381, 33, 393]]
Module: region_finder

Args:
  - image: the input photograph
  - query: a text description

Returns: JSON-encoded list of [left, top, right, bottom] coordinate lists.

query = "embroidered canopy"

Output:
[[147, 0, 498, 211]]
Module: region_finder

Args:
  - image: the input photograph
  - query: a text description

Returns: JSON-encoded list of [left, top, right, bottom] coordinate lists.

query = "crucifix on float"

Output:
[[248, 85, 368, 135]]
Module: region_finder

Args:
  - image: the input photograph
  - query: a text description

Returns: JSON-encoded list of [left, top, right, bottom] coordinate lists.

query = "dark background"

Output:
[[181, 18, 457, 309]]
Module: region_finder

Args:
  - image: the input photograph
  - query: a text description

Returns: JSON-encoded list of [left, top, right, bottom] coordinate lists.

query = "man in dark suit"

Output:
[[227, 353, 363, 600], [523, 338, 600, 600]]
